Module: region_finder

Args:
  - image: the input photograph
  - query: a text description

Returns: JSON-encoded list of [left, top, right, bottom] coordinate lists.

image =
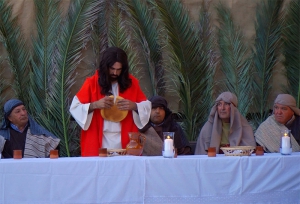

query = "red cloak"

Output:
[[76, 71, 147, 156]]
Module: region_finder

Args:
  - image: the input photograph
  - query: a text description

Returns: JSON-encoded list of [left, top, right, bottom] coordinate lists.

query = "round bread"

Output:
[[100, 96, 128, 122]]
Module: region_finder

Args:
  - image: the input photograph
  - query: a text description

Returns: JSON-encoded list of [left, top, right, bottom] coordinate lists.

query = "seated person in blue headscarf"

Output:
[[0, 99, 60, 158]]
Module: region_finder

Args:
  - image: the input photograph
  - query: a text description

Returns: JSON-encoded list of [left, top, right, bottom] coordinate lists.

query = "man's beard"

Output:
[[109, 75, 119, 82]]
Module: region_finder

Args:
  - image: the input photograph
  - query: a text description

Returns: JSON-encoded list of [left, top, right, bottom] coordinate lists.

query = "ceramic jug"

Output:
[[126, 132, 146, 156]]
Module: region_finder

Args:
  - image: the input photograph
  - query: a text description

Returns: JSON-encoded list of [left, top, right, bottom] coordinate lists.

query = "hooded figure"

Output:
[[0, 99, 60, 158], [195, 92, 256, 155], [255, 94, 300, 152], [139, 96, 192, 155]]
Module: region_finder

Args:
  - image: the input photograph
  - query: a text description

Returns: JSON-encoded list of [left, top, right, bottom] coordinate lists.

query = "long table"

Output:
[[0, 153, 300, 204]]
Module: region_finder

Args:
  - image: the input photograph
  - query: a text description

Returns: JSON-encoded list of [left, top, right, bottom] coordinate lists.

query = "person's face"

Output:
[[216, 100, 231, 123], [150, 106, 166, 124], [274, 103, 294, 124], [7, 105, 28, 128], [109, 62, 122, 82]]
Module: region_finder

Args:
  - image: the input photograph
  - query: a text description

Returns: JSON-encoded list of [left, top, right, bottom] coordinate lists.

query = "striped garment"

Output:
[[24, 129, 60, 158], [255, 115, 300, 153]]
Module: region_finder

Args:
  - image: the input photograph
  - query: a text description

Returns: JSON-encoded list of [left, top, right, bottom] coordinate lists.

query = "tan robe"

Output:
[[195, 92, 256, 155], [141, 127, 163, 156], [255, 115, 300, 153]]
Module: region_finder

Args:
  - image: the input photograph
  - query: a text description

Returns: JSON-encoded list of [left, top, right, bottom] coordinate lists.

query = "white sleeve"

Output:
[[0, 135, 6, 153], [69, 96, 94, 130], [133, 100, 151, 129]]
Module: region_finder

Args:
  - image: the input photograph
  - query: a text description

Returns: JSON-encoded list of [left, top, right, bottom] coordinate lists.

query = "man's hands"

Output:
[[89, 96, 114, 112], [89, 96, 137, 113], [116, 99, 137, 111]]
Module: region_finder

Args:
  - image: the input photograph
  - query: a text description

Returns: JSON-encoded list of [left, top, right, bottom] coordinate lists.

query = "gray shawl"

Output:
[[195, 92, 256, 155], [255, 115, 300, 153]]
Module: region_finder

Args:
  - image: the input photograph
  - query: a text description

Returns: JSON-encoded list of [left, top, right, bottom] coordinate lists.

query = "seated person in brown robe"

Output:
[[139, 96, 192, 156], [0, 99, 60, 158], [195, 92, 256, 155]]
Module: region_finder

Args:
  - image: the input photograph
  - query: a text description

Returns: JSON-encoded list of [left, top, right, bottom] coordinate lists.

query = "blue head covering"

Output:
[[2, 99, 24, 129], [1, 99, 57, 139]]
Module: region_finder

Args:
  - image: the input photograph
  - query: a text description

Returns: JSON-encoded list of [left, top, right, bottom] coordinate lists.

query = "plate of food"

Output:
[[220, 146, 255, 156], [107, 149, 127, 157]]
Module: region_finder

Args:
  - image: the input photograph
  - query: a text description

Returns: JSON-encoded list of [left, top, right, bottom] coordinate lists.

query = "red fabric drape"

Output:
[[76, 71, 147, 156]]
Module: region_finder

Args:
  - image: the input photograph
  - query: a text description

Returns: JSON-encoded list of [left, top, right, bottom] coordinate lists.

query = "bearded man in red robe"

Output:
[[70, 47, 151, 156]]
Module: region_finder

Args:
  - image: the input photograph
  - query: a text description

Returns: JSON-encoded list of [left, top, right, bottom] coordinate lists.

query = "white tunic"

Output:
[[69, 83, 151, 149]]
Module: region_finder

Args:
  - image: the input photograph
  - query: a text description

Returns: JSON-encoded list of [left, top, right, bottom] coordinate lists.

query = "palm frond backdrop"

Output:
[[282, 0, 300, 105], [0, 0, 30, 103], [0, 0, 299, 155], [216, 3, 253, 116], [250, 0, 284, 129]]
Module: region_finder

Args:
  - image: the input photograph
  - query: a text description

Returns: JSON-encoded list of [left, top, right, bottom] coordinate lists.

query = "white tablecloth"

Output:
[[0, 153, 300, 204]]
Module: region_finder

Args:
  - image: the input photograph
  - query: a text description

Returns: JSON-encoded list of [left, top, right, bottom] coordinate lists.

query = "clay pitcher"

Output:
[[126, 132, 146, 156]]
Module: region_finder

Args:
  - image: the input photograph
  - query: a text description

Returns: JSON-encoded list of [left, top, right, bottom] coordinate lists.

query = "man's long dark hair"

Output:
[[98, 47, 132, 95]]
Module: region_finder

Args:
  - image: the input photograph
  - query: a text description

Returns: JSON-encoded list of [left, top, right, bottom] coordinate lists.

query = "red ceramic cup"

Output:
[[256, 146, 264, 156], [50, 150, 59, 159], [208, 147, 216, 157], [13, 150, 22, 159], [99, 148, 108, 157]]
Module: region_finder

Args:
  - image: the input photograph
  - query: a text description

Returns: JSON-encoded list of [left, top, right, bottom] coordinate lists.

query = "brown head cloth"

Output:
[[195, 92, 256, 154], [215, 91, 238, 107], [274, 94, 300, 116]]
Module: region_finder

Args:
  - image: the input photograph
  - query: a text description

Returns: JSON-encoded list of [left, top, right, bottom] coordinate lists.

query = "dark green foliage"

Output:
[[1, 0, 300, 155], [251, 0, 283, 129], [0, 1, 30, 103], [216, 3, 253, 116], [46, 0, 103, 156], [126, 0, 164, 96], [154, 0, 211, 141], [195, 1, 216, 134], [282, 0, 300, 106]]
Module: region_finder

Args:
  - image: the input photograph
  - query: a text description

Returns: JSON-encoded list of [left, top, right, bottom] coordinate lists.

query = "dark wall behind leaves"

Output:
[[0, 0, 298, 156]]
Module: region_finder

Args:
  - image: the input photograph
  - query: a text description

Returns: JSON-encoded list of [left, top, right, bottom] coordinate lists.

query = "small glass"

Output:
[[99, 148, 108, 157], [162, 132, 175, 158], [50, 150, 59, 159], [207, 147, 216, 157], [13, 150, 22, 159], [255, 146, 264, 156], [280, 129, 292, 155]]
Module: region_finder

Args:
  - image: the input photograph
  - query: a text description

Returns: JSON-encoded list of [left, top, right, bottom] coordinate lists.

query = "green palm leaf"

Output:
[[107, 0, 140, 76], [282, 0, 300, 105], [197, 1, 217, 127], [29, 0, 61, 120], [0, 0, 30, 103], [154, 0, 207, 141], [216, 2, 253, 116], [47, 0, 102, 156], [91, 0, 109, 73], [0, 57, 8, 117], [251, 0, 283, 129], [125, 0, 164, 96]]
